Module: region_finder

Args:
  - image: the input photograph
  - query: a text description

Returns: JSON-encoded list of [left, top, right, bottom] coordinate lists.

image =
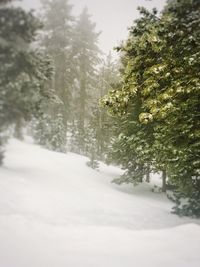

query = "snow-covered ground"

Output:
[[0, 139, 200, 267]]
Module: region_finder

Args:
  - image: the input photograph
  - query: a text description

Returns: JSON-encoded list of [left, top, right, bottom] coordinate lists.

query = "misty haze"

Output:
[[0, 0, 200, 266]]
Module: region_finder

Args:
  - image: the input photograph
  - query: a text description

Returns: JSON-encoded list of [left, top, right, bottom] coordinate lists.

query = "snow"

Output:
[[0, 139, 200, 267]]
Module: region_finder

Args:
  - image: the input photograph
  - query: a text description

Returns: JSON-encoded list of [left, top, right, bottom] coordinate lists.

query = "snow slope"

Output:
[[0, 139, 200, 267]]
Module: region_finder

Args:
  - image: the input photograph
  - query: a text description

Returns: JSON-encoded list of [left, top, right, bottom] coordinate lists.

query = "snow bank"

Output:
[[0, 139, 200, 267]]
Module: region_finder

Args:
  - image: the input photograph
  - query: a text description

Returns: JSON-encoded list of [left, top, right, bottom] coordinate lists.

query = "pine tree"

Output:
[[102, 1, 200, 216], [34, 112, 66, 152], [88, 53, 120, 162], [102, 8, 159, 185], [70, 7, 101, 154], [41, 0, 75, 129], [160, 0, 200, 215], [0, 0, 53, 163]]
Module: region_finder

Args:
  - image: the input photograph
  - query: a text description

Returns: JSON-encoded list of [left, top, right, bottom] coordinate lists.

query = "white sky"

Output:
[[22, 0, 167, 56]]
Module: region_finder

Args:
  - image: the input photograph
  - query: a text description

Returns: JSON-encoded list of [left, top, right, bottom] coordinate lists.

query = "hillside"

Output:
[[0, 139, 200, 267]]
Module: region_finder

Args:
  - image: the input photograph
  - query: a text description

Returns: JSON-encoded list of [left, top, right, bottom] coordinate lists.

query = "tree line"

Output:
[[0, 0, 199, 217], [0, 0, 119, 163]]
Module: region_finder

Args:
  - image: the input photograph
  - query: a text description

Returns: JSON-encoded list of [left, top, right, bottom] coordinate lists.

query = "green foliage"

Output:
[[0, 3, 41, 125], [172, 188, 200, 218], [0, 0, 53, 162], [102, 1, 200, 216], [85, 54, 120, 163], [34, 113, 66, 152]]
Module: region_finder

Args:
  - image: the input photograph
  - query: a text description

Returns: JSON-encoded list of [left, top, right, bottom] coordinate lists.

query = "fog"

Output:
[[1, 1, 200, 265], [23, 0, 167, 54]]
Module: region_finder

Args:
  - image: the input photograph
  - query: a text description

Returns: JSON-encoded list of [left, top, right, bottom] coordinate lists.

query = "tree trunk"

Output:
[[162, 170, 167, 192], [14, 119, 23, 140], [146, 165, 150, 183]]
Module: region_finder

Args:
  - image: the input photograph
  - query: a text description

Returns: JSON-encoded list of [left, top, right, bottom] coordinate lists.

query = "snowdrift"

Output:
[[0, 139, 200, 267]]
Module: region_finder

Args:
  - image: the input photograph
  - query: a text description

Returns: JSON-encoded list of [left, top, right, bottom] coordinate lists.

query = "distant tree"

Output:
[[88, 53, 120, 162], [41, 0, 75, 130], [70, 7, 101, 154], [33, 112, 66, 152]]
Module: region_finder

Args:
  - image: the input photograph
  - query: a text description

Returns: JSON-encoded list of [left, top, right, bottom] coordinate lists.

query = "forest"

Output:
[[0, 0, 200, 219]]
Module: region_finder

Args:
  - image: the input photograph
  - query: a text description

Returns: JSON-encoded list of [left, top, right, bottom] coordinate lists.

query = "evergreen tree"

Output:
[[41, 0, 75, 129], [70, 7, 101, 154], [160, 0, 200, 215], [0, 0, 53, 163], [33, 112, 66, 152], [102, 0, 200, 216], [88, 53, 120, 162], [102, 8, 159, 186]]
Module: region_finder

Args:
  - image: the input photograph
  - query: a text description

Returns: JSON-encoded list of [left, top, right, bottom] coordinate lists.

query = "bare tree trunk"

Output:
[[14, 118, 23, 140], [162, 170, 167, 192], [146, 165, 150, 183]]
